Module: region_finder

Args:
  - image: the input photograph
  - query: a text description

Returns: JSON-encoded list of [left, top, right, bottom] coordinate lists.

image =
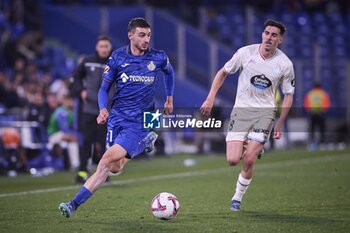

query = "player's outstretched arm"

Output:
[[200, 67, 228, 117], [162, 60, 174, 116], [97, 79, 112, 125], [274, 94, 293, 139]]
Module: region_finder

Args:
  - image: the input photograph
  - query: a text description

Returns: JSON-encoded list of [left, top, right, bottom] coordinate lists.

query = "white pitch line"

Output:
[[0, 154, 349, 198], [254, 154, 350, 170], [0, 168, 230, 199]]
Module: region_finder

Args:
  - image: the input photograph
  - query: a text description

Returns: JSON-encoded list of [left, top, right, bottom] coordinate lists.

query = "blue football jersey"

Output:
[[99, 46, 174, 126]]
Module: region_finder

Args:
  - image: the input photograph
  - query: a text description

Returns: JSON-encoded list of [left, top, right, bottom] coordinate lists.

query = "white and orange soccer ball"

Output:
[[151, 192, 180, 220]]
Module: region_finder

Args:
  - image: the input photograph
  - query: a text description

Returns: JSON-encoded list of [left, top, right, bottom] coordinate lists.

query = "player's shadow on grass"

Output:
[[241, 211, 345, 225]]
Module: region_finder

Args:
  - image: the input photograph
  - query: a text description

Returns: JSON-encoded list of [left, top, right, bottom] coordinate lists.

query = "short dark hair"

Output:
[[97, 35, 111, 43], [264, 19, 286, 36], [128, 17, 151, 32]]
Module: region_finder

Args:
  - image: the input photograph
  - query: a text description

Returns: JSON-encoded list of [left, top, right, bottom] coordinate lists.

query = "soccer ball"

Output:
[[151, 192, 180, 220]]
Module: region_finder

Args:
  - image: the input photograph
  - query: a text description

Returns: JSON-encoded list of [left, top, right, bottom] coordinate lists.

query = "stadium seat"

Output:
[[333, 35, 345, 46], [299, 35, 312, 46], [334, 24, 346, 34], [312, 12, 326, 24], [285, 47, 296, 58], [300, 47, 313, 58], [332, 47, 346, 58], [231, 37, 244, 50], [317, 24, 329, 36], [321, 67, 332, 82], [316, 35, 328, 47], [328, 12, 343, 23], [219, 25, 233, 44], [301, 65, 314, 94], [296, 11, 310, 27], [230, 14, 244, 25]]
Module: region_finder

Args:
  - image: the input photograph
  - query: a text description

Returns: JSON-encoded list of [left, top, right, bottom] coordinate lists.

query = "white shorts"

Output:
[[226, 108, 276, 143], [48, 132, 66, 149]]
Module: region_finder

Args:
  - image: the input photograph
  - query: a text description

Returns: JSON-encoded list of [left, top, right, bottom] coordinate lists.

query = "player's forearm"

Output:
[[206, 68, 227, 102], [277, 94, 293, 126], [165, 96, 173, 104], [98, 81, 110, 110], [163, 65, 175, 96]]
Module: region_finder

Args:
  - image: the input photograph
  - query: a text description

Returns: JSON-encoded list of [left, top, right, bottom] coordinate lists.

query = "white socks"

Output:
[[232, 173, 252, 202]]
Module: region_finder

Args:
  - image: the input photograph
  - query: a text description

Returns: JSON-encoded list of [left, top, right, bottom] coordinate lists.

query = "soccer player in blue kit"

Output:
[[58, 17, 175, 218]]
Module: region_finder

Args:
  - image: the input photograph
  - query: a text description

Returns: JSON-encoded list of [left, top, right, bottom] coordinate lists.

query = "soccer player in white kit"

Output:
[[200, 19, 295, 211]]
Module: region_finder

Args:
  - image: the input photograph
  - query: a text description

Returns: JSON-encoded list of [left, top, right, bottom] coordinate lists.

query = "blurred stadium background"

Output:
[[0, 0, 349, 176]]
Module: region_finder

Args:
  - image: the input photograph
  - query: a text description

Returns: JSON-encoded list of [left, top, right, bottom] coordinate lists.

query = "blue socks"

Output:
[[71, 186, 93, 210]]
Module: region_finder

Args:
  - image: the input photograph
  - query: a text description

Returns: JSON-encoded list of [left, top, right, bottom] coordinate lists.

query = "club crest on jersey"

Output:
[[147, 61, 156, 71], [103, 65, 110, 74], [250, 74, 272, 90]]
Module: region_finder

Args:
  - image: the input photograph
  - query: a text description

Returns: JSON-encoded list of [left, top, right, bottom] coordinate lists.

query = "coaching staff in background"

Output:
[[70, 35, 113, 184]]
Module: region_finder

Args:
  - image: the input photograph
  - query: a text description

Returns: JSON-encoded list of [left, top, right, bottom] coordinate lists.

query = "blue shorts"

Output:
[[106, 123, 148, 158]]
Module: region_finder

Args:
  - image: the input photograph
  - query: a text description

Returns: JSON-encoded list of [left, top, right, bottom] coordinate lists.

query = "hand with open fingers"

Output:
[[97, 108, 109, 125], [163, 100, 173, 115], [273, 124, 282, 139], [200, 99, 214, 117]]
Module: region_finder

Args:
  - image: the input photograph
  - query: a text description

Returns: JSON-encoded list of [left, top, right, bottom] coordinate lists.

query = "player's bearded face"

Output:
[[129, 27, 151, 52], [261, 26, 283, 52]]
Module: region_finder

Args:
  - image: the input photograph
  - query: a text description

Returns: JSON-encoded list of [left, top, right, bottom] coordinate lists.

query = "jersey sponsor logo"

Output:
[[147, 61, 156, 71], [120, 72, 155, 84], [121, 73, 129, 82], [250, 74, 272, 89], [103, 65, 110, 74], [252, 128, 270, 135]]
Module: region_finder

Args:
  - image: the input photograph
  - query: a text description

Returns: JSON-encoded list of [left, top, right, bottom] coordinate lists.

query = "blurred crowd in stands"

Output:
[[0, 0, 76, 176]]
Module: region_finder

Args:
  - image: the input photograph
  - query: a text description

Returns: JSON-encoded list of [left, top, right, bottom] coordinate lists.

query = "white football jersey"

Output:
[[224, 44, 295, 108]]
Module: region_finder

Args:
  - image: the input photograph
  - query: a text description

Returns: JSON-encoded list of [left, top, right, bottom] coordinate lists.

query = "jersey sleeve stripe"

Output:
[[102, 78, 112, 83]]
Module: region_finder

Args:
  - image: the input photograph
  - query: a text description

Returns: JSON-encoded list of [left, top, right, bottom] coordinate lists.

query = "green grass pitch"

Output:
[[0, 148, 350, 233]]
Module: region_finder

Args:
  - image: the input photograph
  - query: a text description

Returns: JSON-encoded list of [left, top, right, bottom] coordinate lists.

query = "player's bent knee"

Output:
[[109, 158, 126, 174], [227, 157, 240, 166], [110, 163, 122, 174], [110, 167, 120, 174]]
